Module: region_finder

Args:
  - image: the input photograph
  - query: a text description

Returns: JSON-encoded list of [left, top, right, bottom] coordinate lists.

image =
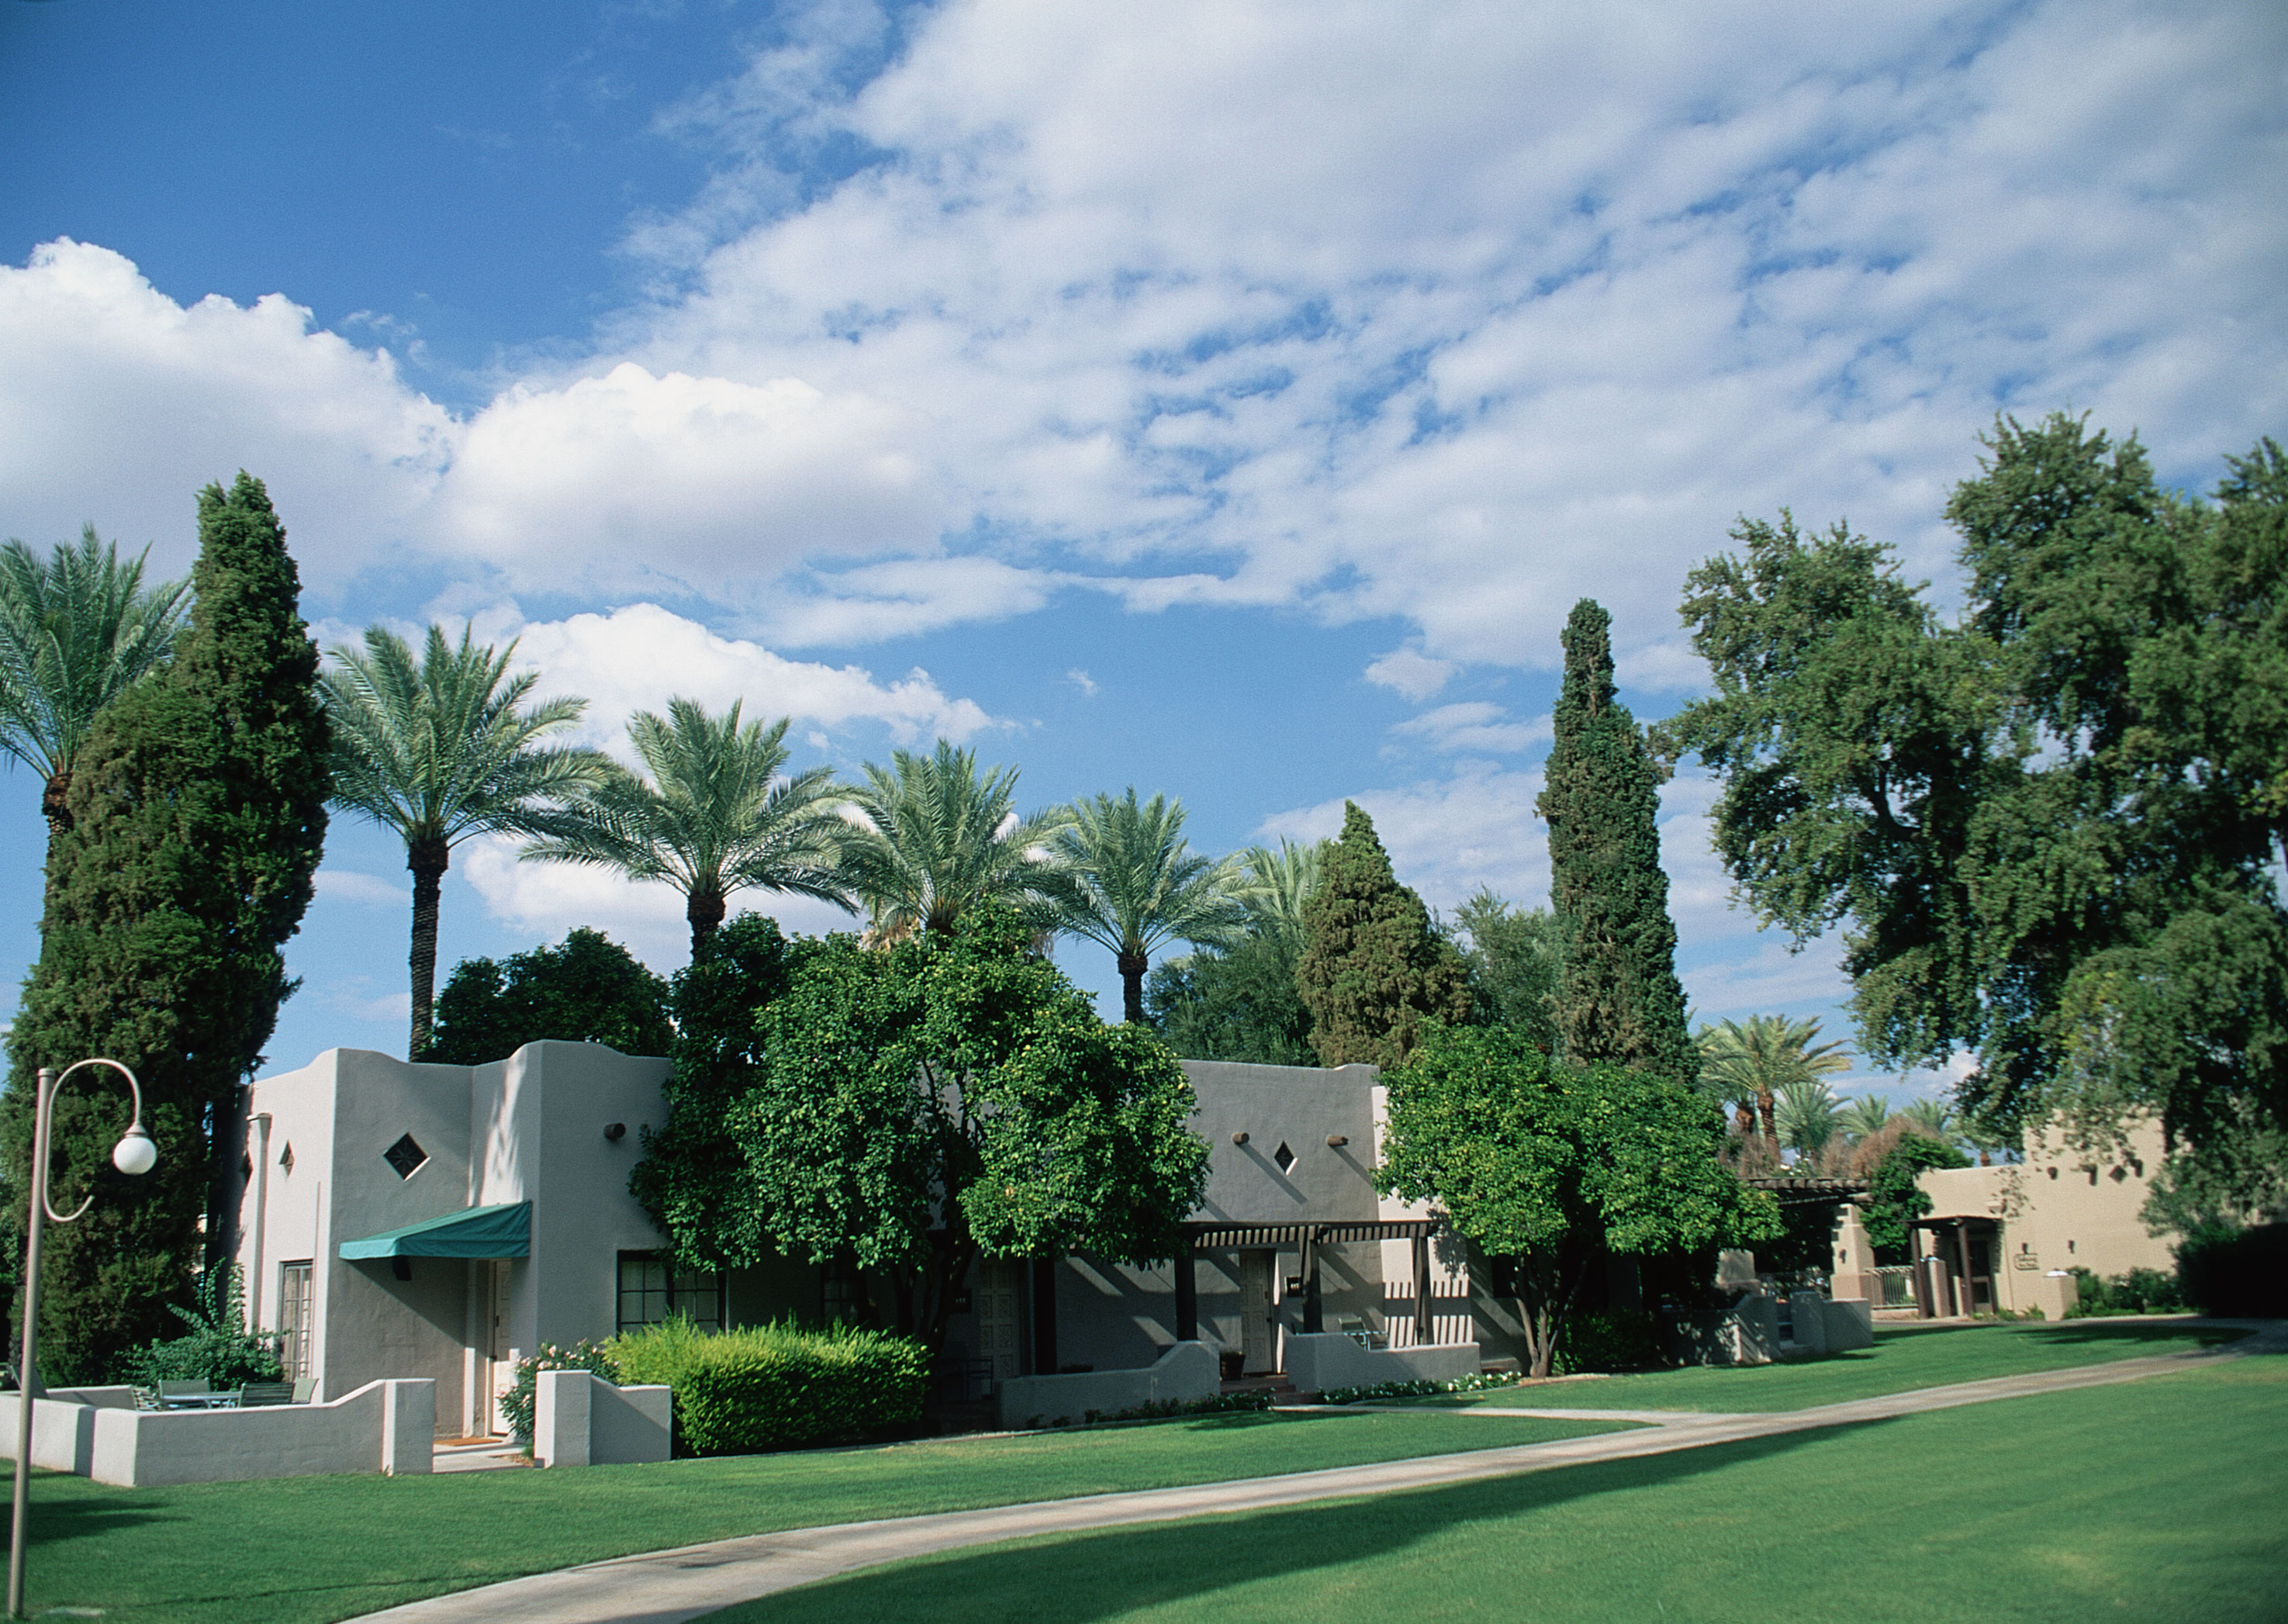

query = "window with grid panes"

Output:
[[616, 1253, 724, 1334]]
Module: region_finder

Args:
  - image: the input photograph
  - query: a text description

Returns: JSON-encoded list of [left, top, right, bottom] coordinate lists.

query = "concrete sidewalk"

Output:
[[356, 1324, 2280, 1624]]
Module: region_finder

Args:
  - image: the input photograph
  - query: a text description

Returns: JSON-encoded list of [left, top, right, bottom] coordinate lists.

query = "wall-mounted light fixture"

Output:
[[1231, 1131, 1249, 1145], [1325, 1135, 1350, 1149], [603, 1122, 627, 1142]]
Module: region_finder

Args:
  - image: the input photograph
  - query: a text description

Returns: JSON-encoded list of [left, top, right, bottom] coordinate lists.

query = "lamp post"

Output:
[[9, 1060, 157, 1621]]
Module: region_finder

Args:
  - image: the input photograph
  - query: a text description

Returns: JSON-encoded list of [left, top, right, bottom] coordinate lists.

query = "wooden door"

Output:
[[977, 1260, 1024, 1385]]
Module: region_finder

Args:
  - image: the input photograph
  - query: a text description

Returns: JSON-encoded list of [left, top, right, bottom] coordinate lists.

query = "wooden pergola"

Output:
[[1173, 1218, 1447, 1342]]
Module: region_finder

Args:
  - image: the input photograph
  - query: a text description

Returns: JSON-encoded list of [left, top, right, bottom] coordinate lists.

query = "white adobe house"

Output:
[[233, 1043, 1508, 1436]]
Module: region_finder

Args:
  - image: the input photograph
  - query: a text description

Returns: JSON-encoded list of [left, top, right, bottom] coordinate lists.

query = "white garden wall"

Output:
[[0, 1379, 434, 1487], [997, 1341, 1222, 1429], [1282, 1332, 1481, 1394], [531, 1370, 672, 1467]]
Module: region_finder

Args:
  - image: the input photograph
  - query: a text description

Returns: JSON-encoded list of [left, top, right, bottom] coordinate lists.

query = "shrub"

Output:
[[2176, 1223, 2288, 1318], [1028, 1390, 1275, 1429], [119, 1267, 282, 1390], [1319, 1370, 1524, 1405], [1555, 1308, 1667, 1374], [607, 1317, 929, 1455], [501, 1339, 620, 1443], [2064, 1266, 2186, 1318]]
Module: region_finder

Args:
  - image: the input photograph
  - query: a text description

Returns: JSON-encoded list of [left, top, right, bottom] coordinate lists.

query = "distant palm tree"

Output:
[[1695, 1015, 1852, 1158], [0, 527, 191, 851], [1775, 1080, 1844, 1163], [1049, 788, 1248, 1022], [1899, 1097, 1957, 1141], [524, 699, 852, 958], [1841, 1094, 1894, 1141], [1236, 838, 1325, 951], [322, 624, 610, 1057], [837, 740, 1070, 942]]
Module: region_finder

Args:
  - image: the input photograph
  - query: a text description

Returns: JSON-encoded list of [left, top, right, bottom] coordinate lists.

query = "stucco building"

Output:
[[232, 1044, 1505, 1435]]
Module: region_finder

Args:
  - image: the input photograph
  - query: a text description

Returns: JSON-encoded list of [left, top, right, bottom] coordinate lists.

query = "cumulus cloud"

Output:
[[313, 868, 406, 908], [1364, 648, 1459, 703], [4, 2, 2279, 661], [1390, 703, 1551, 755], [458, 601, 1002, 760]]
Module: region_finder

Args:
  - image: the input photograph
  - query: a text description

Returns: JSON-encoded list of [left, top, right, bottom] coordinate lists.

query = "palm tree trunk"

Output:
[[687, 885, 728, 959], [1757, 1088, 1780, 1159], [1118, 949, 1149, 1025], [41, 768, 71, 838], [407, 837, 449, 1059], [1735, 1103, 1755, 1139]]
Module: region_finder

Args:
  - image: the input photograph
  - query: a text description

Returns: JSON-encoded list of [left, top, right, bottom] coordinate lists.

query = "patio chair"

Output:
[[291, 1378, 316, 1405], [238, 1382, 294, 1408], [156, 1379, 211, 1408]]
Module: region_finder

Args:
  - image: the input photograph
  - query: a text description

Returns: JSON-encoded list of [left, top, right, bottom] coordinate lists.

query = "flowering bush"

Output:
[[501, 1339, 620, 1443]]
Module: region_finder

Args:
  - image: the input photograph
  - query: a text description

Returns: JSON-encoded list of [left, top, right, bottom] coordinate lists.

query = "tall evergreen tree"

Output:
[[1295, 802, 1472, 1068], [3, 474, 329, 1381], [1535, 600, 1695, 1083]]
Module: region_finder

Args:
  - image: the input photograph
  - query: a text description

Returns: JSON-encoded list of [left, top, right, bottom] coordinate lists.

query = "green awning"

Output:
[[340, 1201, 530, 1260]]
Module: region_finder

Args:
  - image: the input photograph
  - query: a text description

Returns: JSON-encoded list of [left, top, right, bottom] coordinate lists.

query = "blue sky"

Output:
[[2, 0, 2283, 1105]]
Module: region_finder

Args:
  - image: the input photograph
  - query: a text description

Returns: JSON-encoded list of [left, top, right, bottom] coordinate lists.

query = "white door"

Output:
[[1239, 1252, 1275, 1374], [977, 1260, 1024, 1386], [485, 1261, 513, 1436]]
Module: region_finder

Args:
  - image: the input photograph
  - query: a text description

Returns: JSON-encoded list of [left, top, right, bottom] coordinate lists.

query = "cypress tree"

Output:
[[3, 474, 328, 1382], [1535, 599, 1695, 1083], [1296, 802, 1472, 1067]]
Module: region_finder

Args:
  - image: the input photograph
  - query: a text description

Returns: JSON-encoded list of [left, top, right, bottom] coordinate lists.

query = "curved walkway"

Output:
[[357, 1323, 2283, 1624]]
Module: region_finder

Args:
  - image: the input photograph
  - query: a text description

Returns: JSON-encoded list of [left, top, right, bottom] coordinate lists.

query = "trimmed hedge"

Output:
[[607, 1318, 929, 1455], [2177, 1223, 2288, 1319]]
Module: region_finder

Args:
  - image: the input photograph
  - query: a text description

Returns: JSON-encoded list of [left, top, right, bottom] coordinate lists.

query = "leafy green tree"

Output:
[[1145, 933, 1318, 1066], [1863, 1135, 1971, 1253], [1048, 788, 1247, 1023], [4, 474, 329, 1380], [629, 914, 804, 1269], [1451, 887, 1560, 1052], [523, 698, 850, 958], [0, 526, 190, 850], [634, 906, 1210, 1354], [120, 1265, 282, 1389], [1296, 803, 1473, 1067], [427, 928, 674, 1065], [1659, 415, 2288, 1207], [1377, 1025, 1778, 1377], [1536, 600, 1695, 1083], [1695, 1015, 1851, 1158], [321, 624, 610, 1057], [836, 741, 1070, 941]]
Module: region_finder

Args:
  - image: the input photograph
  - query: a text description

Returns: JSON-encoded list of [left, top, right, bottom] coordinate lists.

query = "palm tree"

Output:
[[321, 624, 610, 1058], [836, 740, 1071, 941], [1695, 1014, 1852, 1159], [523, 698, 852, 957], [1899, 1097, 1957, 1141], [1841, 1093, 1894, 1141], [1775, 1080, 1844, 1163], [0, 527, 191, 848], [1049, 788, 1249, 1023], [1235, 838, 1325, 950]]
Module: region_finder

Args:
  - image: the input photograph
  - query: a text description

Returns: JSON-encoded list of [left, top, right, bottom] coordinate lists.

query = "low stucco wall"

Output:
[[998, 1341, 1222, 1429], [1, 1379, 434, 1487], [1284, 1333, 1480, 1394], [533, 1370, 672, 1467]]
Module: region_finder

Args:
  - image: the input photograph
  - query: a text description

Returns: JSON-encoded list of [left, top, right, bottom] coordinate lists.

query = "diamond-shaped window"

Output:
[[383, 1133, 428, 1180], [1273, 1141, 1296, 1174]]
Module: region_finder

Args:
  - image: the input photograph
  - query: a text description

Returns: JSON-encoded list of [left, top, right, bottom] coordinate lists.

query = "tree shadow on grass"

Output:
[[715, 1422, 1867, 1624]]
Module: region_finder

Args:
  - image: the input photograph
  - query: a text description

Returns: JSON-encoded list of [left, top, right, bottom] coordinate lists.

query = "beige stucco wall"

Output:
[[1915, 1117, 2176, 1313]]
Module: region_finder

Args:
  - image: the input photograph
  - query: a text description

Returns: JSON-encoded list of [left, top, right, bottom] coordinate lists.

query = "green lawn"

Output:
[[708, 1349, 2288, 1624], [14, 1408, 1633, 1623], [1406, 1318, 2243, 1412]]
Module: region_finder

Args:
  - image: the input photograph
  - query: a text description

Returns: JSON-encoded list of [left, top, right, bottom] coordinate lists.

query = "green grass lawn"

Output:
[[1407, 1318, 2244, 1412], [14, 1408, 1633, 1623], [708, 1349, 2288, 1624]]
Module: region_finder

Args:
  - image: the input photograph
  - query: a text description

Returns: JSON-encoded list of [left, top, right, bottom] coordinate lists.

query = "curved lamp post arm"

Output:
[[40, 1059, 151, 1225]]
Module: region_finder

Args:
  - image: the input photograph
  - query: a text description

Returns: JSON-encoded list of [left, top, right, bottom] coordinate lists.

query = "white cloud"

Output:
[[1390, 702, 1551, 755], [1259, 762, 1552, 913], [454, 601, 1001, 760], [1066, 668, 1098, 696], [313, 868, 405, 908], [4, 2, 2279, 663], [1364, 648, 1459, 703]]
